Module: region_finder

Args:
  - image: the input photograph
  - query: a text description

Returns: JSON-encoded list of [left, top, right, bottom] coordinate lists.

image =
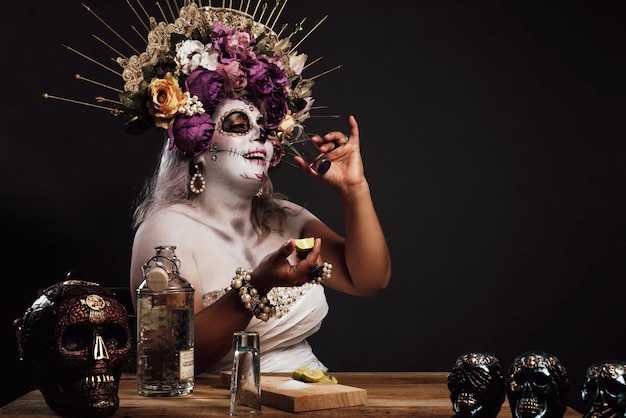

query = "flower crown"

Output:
[[44, 0, 340, 162]]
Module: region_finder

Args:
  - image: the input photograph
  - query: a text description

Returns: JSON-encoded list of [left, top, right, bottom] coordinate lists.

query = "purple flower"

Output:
[[168, 112, 215, 156], [263, 90, 289, 129], [243, 56, 263, 79], [248, 60, 289, 95], [185, 69, 226, 114], [155, 57, 178, 77], [212, 22, 255, 62]]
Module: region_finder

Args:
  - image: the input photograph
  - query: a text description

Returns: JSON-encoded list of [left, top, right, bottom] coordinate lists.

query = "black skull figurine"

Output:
[[13, 278, 132, 417], [581, 360, 626, 418], [448, 352, 506, 417], [506, 350, 570, 418]]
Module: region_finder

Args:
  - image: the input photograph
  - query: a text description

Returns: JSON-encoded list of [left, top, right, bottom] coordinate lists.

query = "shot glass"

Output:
[[281, 124, 331, 174], [230, 330, 261, 415]]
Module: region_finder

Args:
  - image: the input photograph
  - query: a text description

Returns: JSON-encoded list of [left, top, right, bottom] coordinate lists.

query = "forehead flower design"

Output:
[[44, 0, 340, 160]]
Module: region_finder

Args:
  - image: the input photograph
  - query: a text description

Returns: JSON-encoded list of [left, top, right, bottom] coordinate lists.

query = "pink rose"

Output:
[[216, 61, 248, 92]]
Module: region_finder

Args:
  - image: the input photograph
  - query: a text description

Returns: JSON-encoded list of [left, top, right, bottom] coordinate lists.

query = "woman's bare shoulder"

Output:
[[134, 204, 200, 241], [143, 203, 199, 224], [130, 205, 203, 291], [275, 198, 314, 217]]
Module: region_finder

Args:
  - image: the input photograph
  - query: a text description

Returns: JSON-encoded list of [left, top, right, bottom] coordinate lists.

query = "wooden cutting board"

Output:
[[220, 371, 367, 412]]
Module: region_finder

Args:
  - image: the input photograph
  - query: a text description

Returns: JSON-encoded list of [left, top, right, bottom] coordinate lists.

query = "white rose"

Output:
[[175, 40, 218, 75]]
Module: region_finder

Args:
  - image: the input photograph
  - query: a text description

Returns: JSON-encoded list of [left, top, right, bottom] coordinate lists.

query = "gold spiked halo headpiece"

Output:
[[44, 0, 340, 160]]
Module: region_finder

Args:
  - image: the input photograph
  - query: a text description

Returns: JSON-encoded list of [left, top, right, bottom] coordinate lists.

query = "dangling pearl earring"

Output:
[[190, 164, 205, 194], [255, 187, 263, 198]]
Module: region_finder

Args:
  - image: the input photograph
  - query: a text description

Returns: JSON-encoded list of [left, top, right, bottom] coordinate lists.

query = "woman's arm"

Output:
[[299, 115, 392, 296]]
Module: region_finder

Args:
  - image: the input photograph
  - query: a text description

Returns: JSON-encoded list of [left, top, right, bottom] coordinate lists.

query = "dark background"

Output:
[[2, 0, 625, 413]]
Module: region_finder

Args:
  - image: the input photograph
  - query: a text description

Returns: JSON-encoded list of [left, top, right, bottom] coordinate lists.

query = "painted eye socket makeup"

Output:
[[222, 111, 251, 134], [220, 111, 266, 135]]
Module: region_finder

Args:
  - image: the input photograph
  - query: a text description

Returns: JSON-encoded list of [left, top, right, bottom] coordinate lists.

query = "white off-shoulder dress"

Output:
[[203, 282, 329, 373]]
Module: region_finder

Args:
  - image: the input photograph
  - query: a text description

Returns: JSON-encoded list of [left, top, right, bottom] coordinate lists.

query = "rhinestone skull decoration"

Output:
[[506, 350, 570, 418], [448, 351, 506, 418], [14, 279, 132, 417], [581, 360, 626, 418]]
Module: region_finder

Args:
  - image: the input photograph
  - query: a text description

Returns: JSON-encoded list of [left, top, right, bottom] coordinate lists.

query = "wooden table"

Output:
[[0, 372, 581, 417]]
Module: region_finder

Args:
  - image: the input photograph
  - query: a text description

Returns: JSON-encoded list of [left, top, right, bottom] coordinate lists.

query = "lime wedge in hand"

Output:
[[295, 237, 315, 259]]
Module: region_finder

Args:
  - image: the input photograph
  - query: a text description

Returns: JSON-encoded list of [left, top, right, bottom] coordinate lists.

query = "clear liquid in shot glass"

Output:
[[282, 124, 331, 174]]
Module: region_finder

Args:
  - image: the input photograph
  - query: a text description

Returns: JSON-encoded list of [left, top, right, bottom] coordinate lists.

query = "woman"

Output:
[[126, 3, 391, 374]]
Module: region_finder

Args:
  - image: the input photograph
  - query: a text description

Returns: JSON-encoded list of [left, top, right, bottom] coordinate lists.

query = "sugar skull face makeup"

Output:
[[219, 108, 267, 140], [207, 98, 274, 184]]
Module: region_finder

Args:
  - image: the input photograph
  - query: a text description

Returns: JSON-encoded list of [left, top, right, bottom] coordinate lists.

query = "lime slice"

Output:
[[295, 237, 315, 251], [291, 369, 304, 381], [294, 237, 315, 259], [291, 366, 325, 383]]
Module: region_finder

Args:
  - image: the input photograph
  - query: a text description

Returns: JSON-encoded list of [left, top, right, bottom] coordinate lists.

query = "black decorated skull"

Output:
[[581, 360, 626, 418], [448, 352, 506, 417], [506, 351, 569, 418], [14, 279, 132, 417]]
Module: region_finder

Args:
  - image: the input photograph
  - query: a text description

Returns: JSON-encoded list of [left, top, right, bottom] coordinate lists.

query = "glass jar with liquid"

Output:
[[136, 245, 194, 396]]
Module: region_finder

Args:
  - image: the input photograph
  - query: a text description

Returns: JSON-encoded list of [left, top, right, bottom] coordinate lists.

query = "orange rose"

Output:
[[147, 73, 185, 129]]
